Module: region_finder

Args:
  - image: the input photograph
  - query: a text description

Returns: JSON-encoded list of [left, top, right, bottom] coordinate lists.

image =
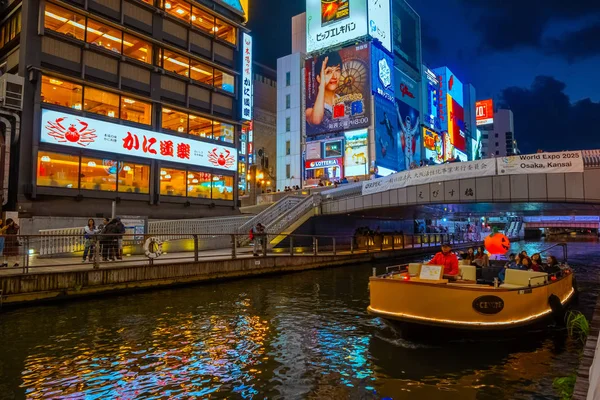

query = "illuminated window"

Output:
[[44, 3, 85, 41], [187, 171, 211, 198], [160, 167, 187, 196], [121, 97, 152, 125], [215, 19, 236, 45], [80, 157, 117, 191], [190, 59, 213, 85], [86, 19, 123, 53], [212, 175, 234, 200], [41, 75, 83, 109], [84, 87, 120, 118], [164, 0, 190, 22], [162, 107, 188, 133], [191, 7, 215, 35], [118, 162, 150, 193], [214, 70, 235, 93], [123, 33, 152, 64], [37, 151, 79, 189], [189, 114, 213, 138], [163, 49, 189, 77], [213, 122, 234, 143]]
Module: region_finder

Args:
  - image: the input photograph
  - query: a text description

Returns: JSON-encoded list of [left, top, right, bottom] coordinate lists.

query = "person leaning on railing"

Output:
[[1, 218, 20, 268]]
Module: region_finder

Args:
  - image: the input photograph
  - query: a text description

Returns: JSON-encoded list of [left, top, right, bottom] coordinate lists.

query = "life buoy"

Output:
[[144, 237, 163, 259]]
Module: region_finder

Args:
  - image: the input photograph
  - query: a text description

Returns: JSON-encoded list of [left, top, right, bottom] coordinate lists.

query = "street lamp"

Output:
[[257, 172, 264, 180]]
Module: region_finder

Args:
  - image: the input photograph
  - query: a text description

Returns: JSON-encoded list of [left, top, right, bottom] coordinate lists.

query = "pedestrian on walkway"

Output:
[[1, 218, 20, 268], [115, 217, 126, 260], [253, 223, 266, 257], [101, 218, 120, 261], [82, 218, 98, 262]]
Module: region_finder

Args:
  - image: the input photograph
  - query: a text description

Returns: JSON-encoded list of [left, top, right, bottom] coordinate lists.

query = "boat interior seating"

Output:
[[408, 263, 421, 276], [500, 269, 548, 289], [459, 265, 477, 281]]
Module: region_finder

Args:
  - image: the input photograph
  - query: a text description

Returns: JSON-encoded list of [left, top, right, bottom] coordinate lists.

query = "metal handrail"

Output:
[[538, 242, 568, 262]]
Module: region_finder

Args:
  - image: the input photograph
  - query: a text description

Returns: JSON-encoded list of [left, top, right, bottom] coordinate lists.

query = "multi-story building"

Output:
[[481, 109, 519, 157], [0, 0, 250, 219], [252, 62, 277, 190]]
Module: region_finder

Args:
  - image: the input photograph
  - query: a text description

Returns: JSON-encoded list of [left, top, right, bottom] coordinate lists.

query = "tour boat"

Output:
[[367, 260, 575, 335]]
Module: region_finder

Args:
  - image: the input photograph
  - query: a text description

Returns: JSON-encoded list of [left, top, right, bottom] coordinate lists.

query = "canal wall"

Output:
[[574, 295, 600, 400], [0, 244, 476, 307]]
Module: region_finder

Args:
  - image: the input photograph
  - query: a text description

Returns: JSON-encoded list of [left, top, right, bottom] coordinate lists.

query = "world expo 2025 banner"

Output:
[[305, 43, 371, 137], [396, 98, 421, 169]]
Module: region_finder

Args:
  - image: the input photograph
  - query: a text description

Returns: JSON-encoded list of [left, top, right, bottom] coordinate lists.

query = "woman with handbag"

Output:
[[1, 218, 20, 268]]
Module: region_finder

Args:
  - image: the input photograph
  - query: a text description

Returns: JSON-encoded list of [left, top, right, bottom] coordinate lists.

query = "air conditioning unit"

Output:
[[0, 73, 24, 111]]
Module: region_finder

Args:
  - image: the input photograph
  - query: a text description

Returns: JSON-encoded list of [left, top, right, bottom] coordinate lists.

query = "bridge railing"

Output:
[[0, 232, 488, 275]]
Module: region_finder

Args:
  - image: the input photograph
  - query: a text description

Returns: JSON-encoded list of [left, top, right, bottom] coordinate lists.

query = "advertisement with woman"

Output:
[[305, 43, 371, 137]]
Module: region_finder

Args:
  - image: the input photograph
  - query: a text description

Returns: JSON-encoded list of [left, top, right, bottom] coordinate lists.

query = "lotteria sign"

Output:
[[40, 109, 238, 172], [305, 157, 343, 169]]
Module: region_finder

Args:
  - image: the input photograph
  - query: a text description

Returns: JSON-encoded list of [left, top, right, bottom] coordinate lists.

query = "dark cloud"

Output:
[[544, 23, 600, 62], [498, 76, 600, 153], [462, 0, 600, 58]]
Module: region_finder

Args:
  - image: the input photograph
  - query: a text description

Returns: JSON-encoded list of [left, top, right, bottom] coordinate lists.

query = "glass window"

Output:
[[285, 117, 290, 132], [215, 19, 236, 45], [214, 70, 235, 93], [41, 75, 83, 109], [189, 115, 213, 138], [86, 19, 123, 54], [123, 33, 152, 64], [84, 87, 120, 118], [80, 157, 117, 191], [286, 140, 290, 155], [162, 107, 188, 133], [211, 175, 234, 200], [286, 94, 290, 109], [213, 122, 234, 143], [286, 72, 290, 86], [118, 162, 150, 194], [160, 167, 186, 196], [121, 97, 152, 125], [187, 171, 211, 198], [163, 49, 189, 77], [190, 59, 213, 85], [164, 0, 190, 22], [37, 151, 79, 189], [286, 164, 291, 179], [191, 7, 215, 35], [44, 3, 85, 41]]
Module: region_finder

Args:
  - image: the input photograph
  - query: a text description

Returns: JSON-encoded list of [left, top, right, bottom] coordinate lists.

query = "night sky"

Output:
[[247, 0, 600, 154]]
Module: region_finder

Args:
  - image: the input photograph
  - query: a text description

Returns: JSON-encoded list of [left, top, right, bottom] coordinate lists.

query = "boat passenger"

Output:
[[428, 243, 459, 276], [521, 256, 532, 271], [545, 255, 562, 277], [520, 250, 528, 258], [462, 247, 476, 264], [505, 253, 517, 268], [530, 253, 544, 272], [499, 254, 524, 282], [473, 246, 490, 267]]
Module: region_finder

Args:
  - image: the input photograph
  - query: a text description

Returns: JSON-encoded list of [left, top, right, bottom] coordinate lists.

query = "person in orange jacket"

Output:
[[428, 243, 459, 276]]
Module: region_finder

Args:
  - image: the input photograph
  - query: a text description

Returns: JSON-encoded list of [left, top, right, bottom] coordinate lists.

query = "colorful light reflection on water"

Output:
[[0, 239, 598, 399]]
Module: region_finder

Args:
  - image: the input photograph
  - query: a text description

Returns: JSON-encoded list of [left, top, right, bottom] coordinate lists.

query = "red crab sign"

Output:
[[41, 109, 238, 172]]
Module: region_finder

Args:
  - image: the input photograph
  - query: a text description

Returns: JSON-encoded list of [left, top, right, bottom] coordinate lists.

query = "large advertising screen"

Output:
[[422, 67, 440, 131], [392, 0, 421, 72], [41, 109, 238, 172], [375, 95, 401, 174], [396, 97, 421, 169], [472, 128, 482, 160], [476, 99, 494, 126], [371, 43, 394, 103], [306, 0, 369, 53], [395, 67, 419, 110], [305, 43, 371, 136], [367, 0, 392, 52], [448, 95, 466, 152], [344, 129, 369, 176], [423, 127, 443, 164]]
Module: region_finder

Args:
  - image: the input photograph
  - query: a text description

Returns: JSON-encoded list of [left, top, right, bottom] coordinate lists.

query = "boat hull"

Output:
[[368, 273, 575, 332]]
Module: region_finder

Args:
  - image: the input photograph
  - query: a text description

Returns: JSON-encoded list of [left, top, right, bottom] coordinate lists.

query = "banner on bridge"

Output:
[[362, 159, 496, 196], [496, 151, 584, 175]]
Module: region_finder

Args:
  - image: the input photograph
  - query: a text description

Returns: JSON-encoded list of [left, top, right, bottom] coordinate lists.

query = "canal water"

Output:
[[0, 239, 599, 399]]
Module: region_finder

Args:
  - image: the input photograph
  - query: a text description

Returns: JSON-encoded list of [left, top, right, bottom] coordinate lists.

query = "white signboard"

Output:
[[306, 0, 368, 53], [306, 142, 322, 160], [362, 159, 496, 195], [41, 109, 238, 172], [497, 151, 583, 176], [241, 32, 253, 121], [419, 265, 443, 280], [367, 0, 391, 52]]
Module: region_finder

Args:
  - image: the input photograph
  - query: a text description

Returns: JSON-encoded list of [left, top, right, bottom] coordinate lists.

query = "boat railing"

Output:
[[527, 273, 550, 287], [385, 264, 407, 273], [538, 242, 568, 262]]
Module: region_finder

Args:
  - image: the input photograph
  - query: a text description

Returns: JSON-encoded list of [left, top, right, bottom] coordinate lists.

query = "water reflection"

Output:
[[0, 240, 597, 399]]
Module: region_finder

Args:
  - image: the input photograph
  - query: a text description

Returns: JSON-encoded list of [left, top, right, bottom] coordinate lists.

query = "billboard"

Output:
[[448, 95, 466, 152], [472, 128, 482, 160], [41, 109, 238, 172], [476, 99, 494, 126], [306, 0, 369, 53], [423, 127, 443, 164], [375, 95, 401, 173], [367, 0, 392, 52], [395, 67, 419, 110], [306, 142, 322, 160], [422, 67, 440, 131], [305, 43, 371, 136], [371, 43, 394, 103], [241, 33, 253, 121], [344, 129, 368, 176], [396, 97, 421, 169], [392, 0, 421, 72]]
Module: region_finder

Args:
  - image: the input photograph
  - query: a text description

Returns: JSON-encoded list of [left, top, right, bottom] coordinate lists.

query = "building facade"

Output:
[[252, 62, 277, 191], [481, 109, 519, 157], [0, 0, 250, 219]]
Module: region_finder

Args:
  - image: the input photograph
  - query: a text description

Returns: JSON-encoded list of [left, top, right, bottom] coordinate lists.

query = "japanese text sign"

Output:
[[241, 32, 253, 121], [306, 0, 368, 53]]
